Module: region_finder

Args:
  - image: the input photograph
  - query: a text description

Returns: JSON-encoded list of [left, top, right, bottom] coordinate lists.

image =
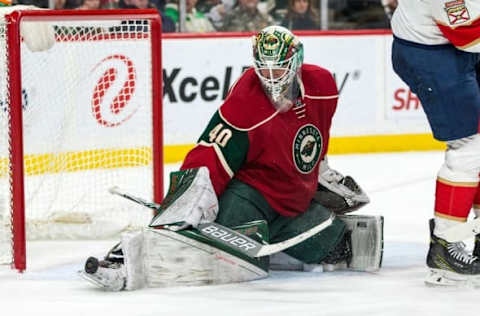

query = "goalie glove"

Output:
[[314, 158, 369, 214]]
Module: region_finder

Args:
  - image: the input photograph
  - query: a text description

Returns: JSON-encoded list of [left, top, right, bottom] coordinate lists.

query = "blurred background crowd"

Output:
[[12, 0, 398, 33]]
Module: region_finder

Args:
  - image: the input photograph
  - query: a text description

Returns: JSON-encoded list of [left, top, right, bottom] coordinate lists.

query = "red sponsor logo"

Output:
[[392, 88, 422, 111], [91, 55, 137, 127]]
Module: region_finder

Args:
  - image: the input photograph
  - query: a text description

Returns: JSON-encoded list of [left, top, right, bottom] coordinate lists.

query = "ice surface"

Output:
[[2, 151, 478, 316]]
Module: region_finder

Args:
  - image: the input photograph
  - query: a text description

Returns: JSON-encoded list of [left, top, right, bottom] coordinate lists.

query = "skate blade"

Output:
[[425, 269, 480, 288], [78, 270, 125, 292], [78, 270, 110, 290]]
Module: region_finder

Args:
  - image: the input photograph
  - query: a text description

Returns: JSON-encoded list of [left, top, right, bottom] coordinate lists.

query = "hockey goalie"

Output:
[[80, 26, 384, 291]]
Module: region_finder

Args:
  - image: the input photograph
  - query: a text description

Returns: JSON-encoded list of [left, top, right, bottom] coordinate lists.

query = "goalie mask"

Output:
[[253, 26, 304, 112]]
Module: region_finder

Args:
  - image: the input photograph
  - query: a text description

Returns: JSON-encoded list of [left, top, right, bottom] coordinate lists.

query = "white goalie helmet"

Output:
[[252, 25, 304, 112]]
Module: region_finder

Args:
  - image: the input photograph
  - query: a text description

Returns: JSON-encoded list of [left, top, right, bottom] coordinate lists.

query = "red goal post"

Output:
[[0, 9, 163, 272]]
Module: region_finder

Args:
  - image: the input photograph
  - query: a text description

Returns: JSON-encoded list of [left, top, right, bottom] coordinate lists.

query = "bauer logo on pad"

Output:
[[200, 224, 260, 252]]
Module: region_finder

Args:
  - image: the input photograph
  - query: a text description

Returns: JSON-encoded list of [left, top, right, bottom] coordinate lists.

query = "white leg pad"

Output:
[[270, 215, 384, 272], [122, 230, 146, 291], [338, 214, 384, 272], [142, 228, 268, 288]]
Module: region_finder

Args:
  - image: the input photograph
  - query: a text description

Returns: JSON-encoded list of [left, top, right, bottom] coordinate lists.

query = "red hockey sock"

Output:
[[473, 184, 480, 216], [435, 178, 477, 221]]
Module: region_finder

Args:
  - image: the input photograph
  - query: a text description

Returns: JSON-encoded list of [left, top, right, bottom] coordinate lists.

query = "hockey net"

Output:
[[0, 8, 163, 271]]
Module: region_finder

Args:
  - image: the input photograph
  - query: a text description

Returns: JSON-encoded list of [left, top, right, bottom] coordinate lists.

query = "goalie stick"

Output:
[[108, 186, 334, 258]]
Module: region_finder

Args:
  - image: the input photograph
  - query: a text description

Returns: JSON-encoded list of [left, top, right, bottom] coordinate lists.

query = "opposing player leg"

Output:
[[425, 135, 480, 286], [393, 36, 480, 287], [425, 219, 480, 287], [472, 160, 480, 257]]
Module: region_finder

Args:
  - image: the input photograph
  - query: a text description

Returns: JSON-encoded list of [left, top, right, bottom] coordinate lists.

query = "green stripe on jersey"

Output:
[[198, 111, 249, 174]]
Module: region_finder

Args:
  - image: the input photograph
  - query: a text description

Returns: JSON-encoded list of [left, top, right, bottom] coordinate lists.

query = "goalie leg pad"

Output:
[[122, 230, 146, 290], [269, 215, 383, 272], [338, 214, 384, 271], [143, 228, 268, 288]]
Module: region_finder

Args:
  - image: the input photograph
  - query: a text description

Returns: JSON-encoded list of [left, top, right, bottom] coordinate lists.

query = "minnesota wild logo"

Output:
[[292, 124, 322, 174], [264, 34, 280, 50]]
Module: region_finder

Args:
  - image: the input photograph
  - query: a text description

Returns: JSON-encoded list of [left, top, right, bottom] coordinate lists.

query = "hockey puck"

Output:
[[85, 257, 99, 274]]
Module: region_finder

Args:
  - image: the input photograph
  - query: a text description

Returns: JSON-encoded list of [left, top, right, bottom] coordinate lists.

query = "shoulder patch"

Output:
[[444, 0, 471, 25]]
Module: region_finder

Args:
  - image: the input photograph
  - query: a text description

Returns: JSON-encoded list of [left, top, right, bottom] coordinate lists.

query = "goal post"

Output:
[[0, 9, 163, 272]]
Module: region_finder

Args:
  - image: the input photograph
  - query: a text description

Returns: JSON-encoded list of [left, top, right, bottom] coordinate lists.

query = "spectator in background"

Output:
[[221, 0, 273, 32], [164, 0, 216, 32], [381, 0, 397, 20], [76, 0, 101, 9], [54, 0, 67, 8], [331, 0, 389, 29], [160, 12, 176, 32], [197, 0, 222, 14], [281, 0, 318, 30], [204, 0, 235, 30], [119, 0, 176, 33], [100, 0, 119, 9]]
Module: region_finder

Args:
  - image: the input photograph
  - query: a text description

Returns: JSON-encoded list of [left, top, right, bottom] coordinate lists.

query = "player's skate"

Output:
[[79, 243, 127, 291], [473, 234, 480, 258], [425, 219, 480, 287]]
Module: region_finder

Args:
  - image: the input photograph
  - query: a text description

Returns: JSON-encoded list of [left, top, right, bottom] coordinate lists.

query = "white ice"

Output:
[[1, 151, 477, 316]]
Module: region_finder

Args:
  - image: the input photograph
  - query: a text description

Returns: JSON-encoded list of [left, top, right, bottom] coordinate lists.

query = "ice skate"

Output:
[[79, 243, 126, 291], [425, 219, 480, 287], [473, 234, 480, 258]]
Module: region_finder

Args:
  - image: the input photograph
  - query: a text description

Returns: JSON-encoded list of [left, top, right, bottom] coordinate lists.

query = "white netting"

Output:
[[0, 10, 160, 268]]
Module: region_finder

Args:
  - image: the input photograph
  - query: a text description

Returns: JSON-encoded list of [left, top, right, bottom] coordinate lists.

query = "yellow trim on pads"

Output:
[[163, 133, 446, 163]]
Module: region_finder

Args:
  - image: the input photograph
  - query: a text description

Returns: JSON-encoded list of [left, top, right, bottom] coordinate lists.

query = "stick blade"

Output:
[[254, 214, 334, 257]]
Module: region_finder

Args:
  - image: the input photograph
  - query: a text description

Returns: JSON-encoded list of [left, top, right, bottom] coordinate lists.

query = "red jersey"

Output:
[[181, 64, 338, 217]]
